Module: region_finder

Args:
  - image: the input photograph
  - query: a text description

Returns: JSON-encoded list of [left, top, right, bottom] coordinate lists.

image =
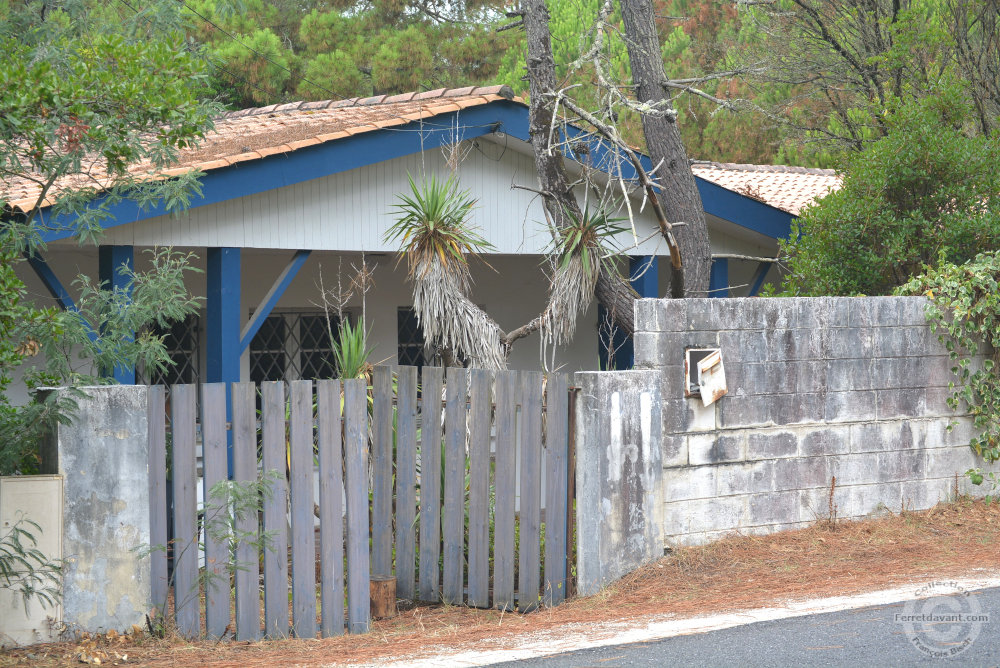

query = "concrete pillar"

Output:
[[574, 370, 664, 595], [39, 385, 150, 634]]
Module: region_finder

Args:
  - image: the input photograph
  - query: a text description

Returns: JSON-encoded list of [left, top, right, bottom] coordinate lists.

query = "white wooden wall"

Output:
[[98, 139, 674, 256]]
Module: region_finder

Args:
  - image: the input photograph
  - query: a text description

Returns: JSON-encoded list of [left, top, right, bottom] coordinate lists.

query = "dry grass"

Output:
[[4, 497, 1000, 668]]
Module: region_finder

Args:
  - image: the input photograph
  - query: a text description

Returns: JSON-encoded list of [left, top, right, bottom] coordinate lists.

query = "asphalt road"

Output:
[[492, 586, 1000, 667]]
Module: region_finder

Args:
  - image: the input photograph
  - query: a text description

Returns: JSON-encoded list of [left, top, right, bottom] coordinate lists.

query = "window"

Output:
[[397, 307, 425, 367], [140, 314, 200, 386], [249, 311, 342, 383]]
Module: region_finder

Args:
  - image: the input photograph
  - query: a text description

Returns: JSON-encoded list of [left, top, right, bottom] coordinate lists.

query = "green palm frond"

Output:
[[385, 173, 495, 278], [548, 205, 628, 278]]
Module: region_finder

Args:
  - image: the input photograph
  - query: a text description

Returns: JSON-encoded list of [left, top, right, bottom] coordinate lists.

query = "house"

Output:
[[6, 85, 840, 394]]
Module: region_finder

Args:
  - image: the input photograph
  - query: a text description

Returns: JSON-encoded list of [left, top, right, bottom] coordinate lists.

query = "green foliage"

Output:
[[897, 252, 1000, 462], [331, 318, 374, 380], [211, 27, 295, 107], [386, 173, 494, 277], [549, 206, 628, 281], [0, 515, 63, 612], [0, 3, 211, 475], [966, 468, 1000, 504], [780, 88, 1000, 296]]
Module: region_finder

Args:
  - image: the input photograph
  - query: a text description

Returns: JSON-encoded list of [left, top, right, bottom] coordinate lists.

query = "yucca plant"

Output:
[[385, 173, 495, 286], [541, 205, 628, 346], [332, 317, 374, 380], [386, 173, 506, 369]]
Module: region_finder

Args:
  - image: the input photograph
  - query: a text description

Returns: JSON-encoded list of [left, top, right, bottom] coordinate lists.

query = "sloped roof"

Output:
[[4, 85, 839, 220], [3, 85, 518, 212], [691, 162, 841, 215]]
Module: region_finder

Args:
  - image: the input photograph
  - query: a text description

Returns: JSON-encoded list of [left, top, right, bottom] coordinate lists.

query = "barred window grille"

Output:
[[397, 307, 425, 367], [250, 311, 342, 383], [140, 314, 201, 386]]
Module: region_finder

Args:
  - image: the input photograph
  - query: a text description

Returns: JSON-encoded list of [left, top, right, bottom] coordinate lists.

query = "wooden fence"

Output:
[[147, 366, 574, 640]]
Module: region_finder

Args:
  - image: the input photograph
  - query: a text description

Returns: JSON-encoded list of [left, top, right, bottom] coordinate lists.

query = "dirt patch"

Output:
[[4, 498, 1000, 667]]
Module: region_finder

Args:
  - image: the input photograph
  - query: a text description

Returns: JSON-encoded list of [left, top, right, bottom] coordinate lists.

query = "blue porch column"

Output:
[[598, 255, 659, 370], [709, 258, 729, 298], [206, 248, 241, 473], [99, 245, 135, 384]]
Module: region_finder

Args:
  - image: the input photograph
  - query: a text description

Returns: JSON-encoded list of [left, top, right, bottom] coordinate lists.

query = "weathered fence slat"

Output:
[[344, 379, 371, 633], [170, 383, 199, 638], [442, 367, 467, 604], [290, 380, 318, 638], [418, 366, 444, 602], [394, 366, 418, 601], [201, 383, 230, 638], [317, 380, 345, 637], [466, 369, 492, 608], [544, 373, 570, 607], [147, 385, 168, 618], [233, 382, 263, 640], [492, 371, 517, 611], [518, 372, 543, 613], [261, 381, 290, 638], [372, 366, 394, 577]]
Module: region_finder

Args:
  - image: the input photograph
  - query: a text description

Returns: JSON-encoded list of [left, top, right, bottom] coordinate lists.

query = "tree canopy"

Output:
[[0, 0, 210, 473]]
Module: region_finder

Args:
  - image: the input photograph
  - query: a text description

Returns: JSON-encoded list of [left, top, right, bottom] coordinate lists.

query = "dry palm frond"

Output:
[[388, 174, 505, 369], [412, 259, 507, 370]]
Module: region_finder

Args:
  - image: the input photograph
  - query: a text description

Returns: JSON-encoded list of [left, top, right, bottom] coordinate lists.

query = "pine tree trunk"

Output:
[[524, 0, 637, 335], [619, 0, 712, 296]]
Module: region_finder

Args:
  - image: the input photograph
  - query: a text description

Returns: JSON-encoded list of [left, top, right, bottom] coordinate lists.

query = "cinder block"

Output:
[[867, 296, 899, 326], [634, 299, 661, 332], [796, 362, 828, 393], [718, 395, 774, 429], [774, 456, 835, 491], [684, 496, 750, 533], [799, 426, 850, 456], [876, 388, 926, 419], [711, 299, 746, 329], [779, 392, 827, 425], [719, 330, 768, 364], [922, 417, 974, 448], [924, 387, 956, 416], [825, 390, 877, 422], [876, 449, 927, 483], [687, 398, 718, 431], [826, 327, 874, 359], [799, 484, 854, 523], [661, 399, 690, 435], [848, 298, 878, 328], [688, 431, 745, 465], [749, 298, 799, 330], [849, 421, 906, 453], [832, 452, 882, 485], [747, 430, 798, 460], [923, 356, 956, 387], [897, 296, 931, 327], [716, 460, 774, 495], [902, 479, 951, 511], [925, 446, 978, 478], [748, 490, 800, 525], [687, 299, 717, 331], [663, 466, 718, 502], [851, 482, 903, 516], [660, 434, 688, 468]]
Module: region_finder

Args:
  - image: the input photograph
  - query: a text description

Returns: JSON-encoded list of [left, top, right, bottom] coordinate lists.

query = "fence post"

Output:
[[39, 385, 152, 635], [573, 371, 664, 596]]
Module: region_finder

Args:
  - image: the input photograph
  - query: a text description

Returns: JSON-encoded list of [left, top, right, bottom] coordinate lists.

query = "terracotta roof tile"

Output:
[[3, 86, 521, 213], [691, 161, 842, 215]]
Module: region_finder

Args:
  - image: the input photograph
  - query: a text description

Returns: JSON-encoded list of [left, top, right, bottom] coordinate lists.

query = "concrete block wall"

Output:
[[634, 296, 1000, 547]]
